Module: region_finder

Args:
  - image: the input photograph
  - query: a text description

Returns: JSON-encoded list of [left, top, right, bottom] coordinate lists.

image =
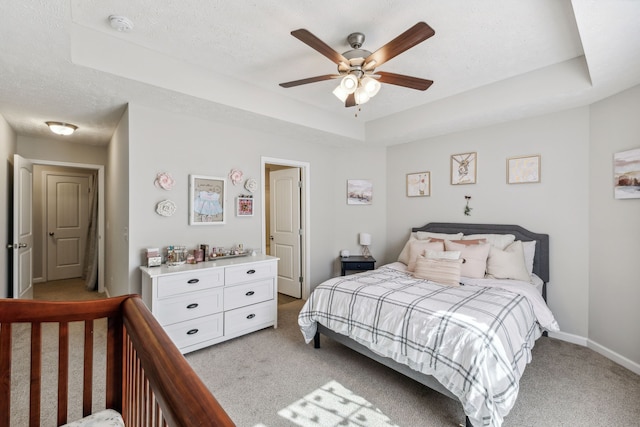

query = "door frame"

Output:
[[25, 158, 105, 293], [261, 157, 310, 300]]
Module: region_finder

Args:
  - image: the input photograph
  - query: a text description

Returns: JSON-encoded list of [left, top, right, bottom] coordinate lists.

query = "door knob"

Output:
[[49, 232, 55, 236], [269, 235, 274, 240]]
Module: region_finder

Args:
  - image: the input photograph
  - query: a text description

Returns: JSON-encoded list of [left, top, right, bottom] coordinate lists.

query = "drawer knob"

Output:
[[187, 279, 200, 284], [187, 328, 199, 335], [245, 291, 255, 296], [186, 303, 199, 309], [246, 269, 256, 275], [246, 313, 256, 320]]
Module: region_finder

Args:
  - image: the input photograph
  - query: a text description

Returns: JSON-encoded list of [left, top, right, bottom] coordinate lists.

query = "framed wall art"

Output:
[[347, 179, 372, 205], [406, 172, 431, 197], [507, 155, 541, 184], [451, 152, 477, 185], [189, 175, 226, 225], [236, 196, 254, 216], [614, 147, 640, 199]]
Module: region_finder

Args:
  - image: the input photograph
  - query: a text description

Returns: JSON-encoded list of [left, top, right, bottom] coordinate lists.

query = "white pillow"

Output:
[[445, 240, 491, 279], [397, 235, 417, 265], [462, 234, 516, 250], [486, 240, 530, 282], [406, 240, 445, 272], [414, 257, 463, 287], [416, 231, 464, 241], [522, 240, 536, 275]]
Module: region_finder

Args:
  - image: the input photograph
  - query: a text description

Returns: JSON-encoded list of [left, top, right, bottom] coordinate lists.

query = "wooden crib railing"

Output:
[[0, 295, 235, 427]]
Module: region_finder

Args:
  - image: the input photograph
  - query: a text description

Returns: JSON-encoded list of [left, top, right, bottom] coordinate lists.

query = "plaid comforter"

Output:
[[298, 265, 559, 427]]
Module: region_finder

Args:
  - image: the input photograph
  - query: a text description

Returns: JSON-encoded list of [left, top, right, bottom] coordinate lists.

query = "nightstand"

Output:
[[340, 256, 376, 276]]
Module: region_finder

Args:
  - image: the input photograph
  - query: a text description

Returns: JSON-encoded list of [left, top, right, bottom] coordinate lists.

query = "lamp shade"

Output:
[[340, 74, 358, 94], [359, 233, 371, 246]]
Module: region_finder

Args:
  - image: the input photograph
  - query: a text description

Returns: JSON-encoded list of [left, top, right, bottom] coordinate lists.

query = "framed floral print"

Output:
[[406, 172, 431, 197]]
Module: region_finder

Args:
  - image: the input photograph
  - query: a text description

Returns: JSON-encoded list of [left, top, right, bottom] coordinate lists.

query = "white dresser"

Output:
[[140, 254, 278, 354]]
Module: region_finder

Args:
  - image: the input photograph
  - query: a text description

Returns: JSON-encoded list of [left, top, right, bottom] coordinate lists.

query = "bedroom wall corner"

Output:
[[589, 84, 640, 369]]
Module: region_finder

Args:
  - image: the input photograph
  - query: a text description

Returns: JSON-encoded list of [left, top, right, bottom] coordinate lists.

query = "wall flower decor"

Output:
[[154, 172, 175, 190], [229, 169, 243, 185], [156, 200, 177, 217], [244, 178, 257, 193]]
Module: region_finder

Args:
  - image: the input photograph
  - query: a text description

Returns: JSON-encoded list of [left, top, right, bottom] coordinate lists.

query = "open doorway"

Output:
[[13, 155, 105, 300], [262, 157, 311, 303]]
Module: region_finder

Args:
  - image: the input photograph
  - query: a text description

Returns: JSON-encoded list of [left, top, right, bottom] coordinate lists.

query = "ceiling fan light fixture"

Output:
[[333, 85, 349, 102], [354, 87, 370, 105], [340, 74, 358, 94], [45, 121, 78, 136], [361, 76, 381, 97]]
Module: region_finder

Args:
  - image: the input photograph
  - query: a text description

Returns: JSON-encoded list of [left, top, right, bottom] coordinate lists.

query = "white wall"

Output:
[[386, 108, 591, 340], [125, 104, 387, 295], [0, 114, 17, 298], [17, 135, 107, 165], [589, 85, 640, 367], [106, 108, 130, 297]]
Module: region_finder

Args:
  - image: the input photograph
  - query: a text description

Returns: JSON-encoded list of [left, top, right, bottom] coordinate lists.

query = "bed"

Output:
[[0, 294, 235, 427], [299, 223, 559, 427]]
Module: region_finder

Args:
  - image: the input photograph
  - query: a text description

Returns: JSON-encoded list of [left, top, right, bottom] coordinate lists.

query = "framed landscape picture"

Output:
[[614, 147, 640, 199], [347, 179, 372, 205], [189, 175, 226, 225]]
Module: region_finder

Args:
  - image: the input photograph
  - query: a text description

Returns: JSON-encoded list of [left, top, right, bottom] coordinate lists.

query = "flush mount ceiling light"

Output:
[[45, 121, 78, 136], [280, 23, 435, 108], [109, 15, 134, 32]]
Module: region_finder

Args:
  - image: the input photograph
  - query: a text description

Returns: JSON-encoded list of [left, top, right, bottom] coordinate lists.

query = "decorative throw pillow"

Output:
[[426, 250, 461, 260], [406, 240, 445, 271], [413, 257, 463, 287], [429, 238, 486, 245], [462, 234, 516, 250], [397, 235, 417, 265], [444, 240, 491, 279], [522, 240, 537, 275], [486, 240, 530, 282]]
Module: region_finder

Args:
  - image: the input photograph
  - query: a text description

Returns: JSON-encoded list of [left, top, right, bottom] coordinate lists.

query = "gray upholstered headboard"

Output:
[[411, 223, 550, 285]]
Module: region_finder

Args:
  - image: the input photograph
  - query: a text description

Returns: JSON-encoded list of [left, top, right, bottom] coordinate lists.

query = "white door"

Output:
[[46, 174, 89, 280], [270, 167, 301, 298], [12, 155, 34, 299]]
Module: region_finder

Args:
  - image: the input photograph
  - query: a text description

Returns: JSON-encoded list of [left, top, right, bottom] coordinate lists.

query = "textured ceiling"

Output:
[[1, 1, 639, 147]]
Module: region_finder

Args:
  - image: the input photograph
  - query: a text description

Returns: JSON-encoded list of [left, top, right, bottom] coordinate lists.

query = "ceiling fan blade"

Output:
[[291, 29, 350, 66], [376, 72, 433, 91], [345, 93, 356, 108], [364, 22, 435, 69], [279, 74, 340, 88]]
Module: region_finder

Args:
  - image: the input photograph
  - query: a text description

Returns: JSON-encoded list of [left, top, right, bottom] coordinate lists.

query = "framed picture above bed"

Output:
[[450, 152, 477, 185], [507, 154, 541, 184], [406, 172, 431, 197], [189, 175, 226, 225]]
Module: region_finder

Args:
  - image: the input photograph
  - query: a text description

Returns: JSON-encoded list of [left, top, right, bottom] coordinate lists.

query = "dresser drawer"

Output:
[[224, 300, 275, 336], [164, 313, 223, 349], [224, 278, 273, 311], [225, 261, 276, 286], [155, 287, 223, 326], [157, 269, 224, 298]]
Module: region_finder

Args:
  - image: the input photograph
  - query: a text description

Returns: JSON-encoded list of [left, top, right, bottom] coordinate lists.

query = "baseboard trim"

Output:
[[547, 330, 587, 346], [588, 339, 640, 376], [547, 331, 640, 376]]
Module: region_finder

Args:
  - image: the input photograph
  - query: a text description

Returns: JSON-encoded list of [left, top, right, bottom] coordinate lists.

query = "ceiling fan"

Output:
[[279, 22, 435, 108]]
